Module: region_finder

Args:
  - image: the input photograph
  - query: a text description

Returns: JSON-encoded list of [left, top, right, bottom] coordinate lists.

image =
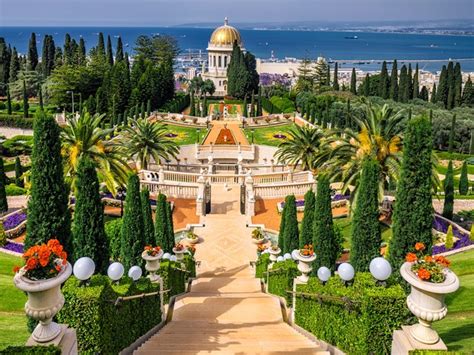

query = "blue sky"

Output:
[[0, 0, 472, 26]]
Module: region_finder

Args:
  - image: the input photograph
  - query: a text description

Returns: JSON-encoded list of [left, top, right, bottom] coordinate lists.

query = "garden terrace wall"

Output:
[[294, 273, 409, 355], [57, 275, 163, 354]]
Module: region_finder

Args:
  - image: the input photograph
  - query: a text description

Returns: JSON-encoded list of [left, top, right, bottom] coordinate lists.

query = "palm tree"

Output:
[[275, 125, 324, 171], [61, 112, 130, 194], [122, 118, 179, 170], [314, 100, 405, 201]]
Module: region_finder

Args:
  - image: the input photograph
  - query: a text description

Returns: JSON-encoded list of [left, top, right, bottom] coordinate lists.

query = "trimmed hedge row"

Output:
[[160, 94, 190, 114], [255, 253, 270, 278], [0, 115, 34, 129], [0, 346, 61, 354], [267, 260, 298, 306], [157, 259, 188, 303], [57, 275, 163, 354], [295, 273, 409, 355]]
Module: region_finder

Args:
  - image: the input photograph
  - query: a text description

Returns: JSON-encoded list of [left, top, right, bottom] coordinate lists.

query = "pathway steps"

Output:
[[134, 185, 328, 354]]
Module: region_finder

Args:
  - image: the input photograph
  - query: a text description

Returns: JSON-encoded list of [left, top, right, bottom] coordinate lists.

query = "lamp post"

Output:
[[66, 90, 74, 114]]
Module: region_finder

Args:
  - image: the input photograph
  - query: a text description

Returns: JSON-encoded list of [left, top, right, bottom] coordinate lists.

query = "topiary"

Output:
[[105, 218, 123, 260], [0, 221, 6, 246], [445, 225, 454, 249], [470, 224, 474, 242]]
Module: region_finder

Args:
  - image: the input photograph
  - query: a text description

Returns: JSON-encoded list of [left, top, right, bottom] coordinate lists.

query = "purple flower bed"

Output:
[[432, 214, 473, 254], [280, 193, 350, 209], [1, 241, 24, 254], [3, 212, 27, 230]]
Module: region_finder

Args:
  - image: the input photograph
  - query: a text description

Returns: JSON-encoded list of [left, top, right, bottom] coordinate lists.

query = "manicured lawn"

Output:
[[333, 217, 392, 249], [163, 124, 208, 145], [432, 249, 474, 352], [244, 123, 295, 146], [0, 253, 29, 350]]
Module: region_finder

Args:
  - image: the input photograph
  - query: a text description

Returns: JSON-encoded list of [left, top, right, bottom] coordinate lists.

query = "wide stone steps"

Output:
[[190, 277, 261, 293]]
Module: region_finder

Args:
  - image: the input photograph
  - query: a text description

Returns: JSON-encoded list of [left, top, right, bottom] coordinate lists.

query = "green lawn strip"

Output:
[[163, 124, 208, 145], [432, 310, 474, 352], [243, 123, 294, 146], [333, 217, 392, 249], [0, 312, 30, 350], [433, 194, 474, 200], [448, 249, 474, 276], [437, 164, 474, 176]]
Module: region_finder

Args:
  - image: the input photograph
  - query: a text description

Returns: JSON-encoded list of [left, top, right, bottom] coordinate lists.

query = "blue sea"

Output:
[[1, 26, 473, 72]]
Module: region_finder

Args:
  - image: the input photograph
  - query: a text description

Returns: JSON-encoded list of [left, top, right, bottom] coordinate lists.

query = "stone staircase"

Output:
[[134, 185, 329, 354]]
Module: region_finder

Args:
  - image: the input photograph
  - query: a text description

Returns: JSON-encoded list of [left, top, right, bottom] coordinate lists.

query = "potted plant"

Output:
[[186, 230, 199, 244], [401, 242, 460, 345], [251, 228, 266, 244], [141, 245, 164, 282], [172, 243, 187, 261], [294, 244, 316, 283], [13, 239, 72, 343], [257, 244, 267, 256]]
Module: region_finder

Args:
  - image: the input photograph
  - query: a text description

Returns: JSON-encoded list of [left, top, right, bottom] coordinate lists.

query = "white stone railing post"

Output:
[[158, 166, 165, 183], [245, 171, 255, 217], [196, 174, 206, 216], [207, 155, 214, 175]]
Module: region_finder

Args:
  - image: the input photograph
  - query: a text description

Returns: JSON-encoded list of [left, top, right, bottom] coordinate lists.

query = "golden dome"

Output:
[[209, 18, 242, 46]]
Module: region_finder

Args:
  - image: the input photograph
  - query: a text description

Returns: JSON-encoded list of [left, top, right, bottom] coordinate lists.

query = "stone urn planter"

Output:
[[185, 232, 199, 245], [172, 247, 187, 261], [142, 249, 164, 282], [401, 261, 460, 344], [294, 252, 316, 284], [13, 262, 72, 343], [251, 229, 266, 245], [268, 247, 281, 268], [252, 237, 266, 245]]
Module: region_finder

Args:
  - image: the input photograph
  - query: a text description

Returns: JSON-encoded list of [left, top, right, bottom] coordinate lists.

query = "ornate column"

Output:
[[245, 171, 255, 217]]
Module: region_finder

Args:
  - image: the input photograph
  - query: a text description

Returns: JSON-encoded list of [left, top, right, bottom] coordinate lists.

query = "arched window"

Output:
[[213, 56, 216, 67], [224, 56, 227, 67], [218, 56, 222, 68]]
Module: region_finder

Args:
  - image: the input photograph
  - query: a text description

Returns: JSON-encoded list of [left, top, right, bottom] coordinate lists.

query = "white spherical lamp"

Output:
[[276, 256, 284, 262], [291, 249, 299, 260], [369, 257, 392, 281], [283, 253, 292, 260], [162, 253, 171, 260], [107, 262, 124, 281], [338, 263, 355, 282], [317, 266, 331, 283], [128, 266, 143, 281], [73, 257, 95, 281], [170, 255, 177, 262]]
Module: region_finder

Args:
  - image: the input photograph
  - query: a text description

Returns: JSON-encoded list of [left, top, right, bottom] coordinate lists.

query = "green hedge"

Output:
[[0, 346, 61, 354], [267, 260, 298, 306], [158, 260, 188, 303], [255, 253, 270, 278], [160, 94, 190, 113], [409, 351, 459, 355], [6, 183, 27, 196], [57, 275, 162, 354], [0, 115, 34, 129], [183, 254, 196, 278], [294, 273, 409, 355], [435, 151, 473, 161]]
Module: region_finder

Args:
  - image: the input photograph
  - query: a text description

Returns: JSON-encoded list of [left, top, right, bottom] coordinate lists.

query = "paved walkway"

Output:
[[135, 185, 328, 354], [203, 121, 250, 146]]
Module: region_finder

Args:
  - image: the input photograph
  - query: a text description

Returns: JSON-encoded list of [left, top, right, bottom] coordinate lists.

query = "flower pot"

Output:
[[186, 237, 199, 245], [142, 250, 164, 282], [268, 247, 281, 268], [294, 253, 316, 284], [401, 262, 460, 345], [172, 248, 187, 261], [252, 238, 265, 245], [13, 262, 72, 343]]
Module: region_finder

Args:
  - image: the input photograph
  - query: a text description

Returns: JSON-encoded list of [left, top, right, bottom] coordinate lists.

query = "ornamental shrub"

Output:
[[283, 195, 299, 253], [313, 174, 338, 271], [255, 253, 270, 278], [389, 115, 433, 271], [120, 174, 145, 270], [0, 158, 8, 213], [105, 218, 123, 260], [0, 221, 6, 246], [141, 189, 154, 245], [14, 157, 23, 187], [267, 259, 298, 306], [157, 260, 188, 303], [294, 273, 408, 355], [458, 160, 469, 195], [299, 189, 315, 248], [166, 201, 175, 251], [445, 225, 454, 249], [57, 275, 162, 354], [442, 161, 454, 220], [470, 224, 474, 242], [351, 157, 382, 271], [0, 346, 60, 354], [5, 183, 26, 196], [154, 193, 169, 251], [25, 111, 71, 253], [72, 157, 109, 273]]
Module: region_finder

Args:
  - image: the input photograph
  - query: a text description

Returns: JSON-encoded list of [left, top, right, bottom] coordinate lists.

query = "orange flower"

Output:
[[417, 268, 431, 281], [415, 242, 425, 251], [26, 257, 38, 270], [47, 239, 60, 248], [12, 266, 20, 273], [435, 256, 451, 267], [406, 253, 417, 262], [38, 246, 51, 267], [144, 246, 152, 251], [55, 264, 62, 272], [23, 245, 40, 258], [424, 255, 434, 263]]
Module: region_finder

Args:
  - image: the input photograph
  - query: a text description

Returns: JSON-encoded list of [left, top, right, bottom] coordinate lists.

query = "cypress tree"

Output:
[[106, 35, 114, 67], [190, 91, 195, 116], [448, 114, 456, 153], [72, 157, 109, 273], [390, 59, 399, 101], [459, 161, 469, 195], [399, 65, 408, 103], [250, 94, 255, 117], [141, 189, 154, 245], [379, 61, 389, 99], [14, 157, 23, 187], [38, 85, 44, 110], [407, 64, 413, 100], [116, 37, 124, 62], [25, 111, 71, 252], [470, 130, 474, 155], [462, 76, 474, 106], [442, 161, 454, 220], [350, 68, 357, 94], [140, 102, 145, 119], [283, 195, 299, 253], [120, 174, 145, 270], [326, 65, 331, 87], [413, 64, 419, 99], [97, 32, 106, 58], [6, 86, 12, 115], [0, 159, 8, 213], [278, 195, 289, 251], [257, 86, 263, 116], [146, 99, 151, 117], [388, 115, 433, 270], [9, 47, 19, 83], [22, 80, 29, 118], [437, 65, 448, 108], [431, 83, 437, 103], [77, 38, 86, 65], [165, 201, 175, 252], [333, 62, 339, 91], [419, 86, 429, 101], [28, 32, 38, 70], [313, 174, 338, 271], [447, 62, 455, 109], [243, 96, 248, 117], [363, 74, 370, 97], [299, 189, 315, 248], [351, 157, 381, 271], [155, 194, 170, 251]]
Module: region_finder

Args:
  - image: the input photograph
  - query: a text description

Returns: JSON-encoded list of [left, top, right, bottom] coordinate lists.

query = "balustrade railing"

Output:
[[139, 180, 198, 198], [254, 181, 316, 198]]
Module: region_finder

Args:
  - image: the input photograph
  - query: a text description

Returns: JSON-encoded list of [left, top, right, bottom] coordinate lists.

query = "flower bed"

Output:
[[432, 214, 472, 254], [277, 194, 349, 213], [214, 128, 236, 145], [1, 241, 24, 254], [3, 212, 27, 230]]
